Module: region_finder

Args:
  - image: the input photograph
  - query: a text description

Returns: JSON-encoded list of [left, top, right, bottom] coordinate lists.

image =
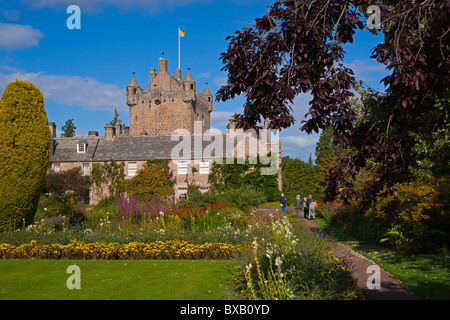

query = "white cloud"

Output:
[[0, 70, 126, 112], [197, 72, 211, 79], [281, 135, 319, 149], [210, 110, 234, 128], [213, 76, 228, 87], [280, 134, 319, 160], [345, 59, 388, 89], [0, 9, 20, 21], [0, 22, 43, 50]]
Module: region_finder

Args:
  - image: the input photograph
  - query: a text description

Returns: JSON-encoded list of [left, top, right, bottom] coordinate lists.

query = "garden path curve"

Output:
[[255, 206, 421, 300]]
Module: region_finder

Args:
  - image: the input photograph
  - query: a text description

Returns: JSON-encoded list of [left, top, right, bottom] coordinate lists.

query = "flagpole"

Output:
[[178, 27, 181, 69]]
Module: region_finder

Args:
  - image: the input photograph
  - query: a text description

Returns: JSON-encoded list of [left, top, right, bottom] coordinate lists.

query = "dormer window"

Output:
[[77, 140, 88, 153], [77, 143, 85, 153]]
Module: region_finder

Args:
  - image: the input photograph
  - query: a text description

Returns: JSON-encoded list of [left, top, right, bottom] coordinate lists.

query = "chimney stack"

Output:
[[175, 68, 182, 80], [149, 68, 156, 84], [105, 124, 115, 141], [159, 57, 168, 73]]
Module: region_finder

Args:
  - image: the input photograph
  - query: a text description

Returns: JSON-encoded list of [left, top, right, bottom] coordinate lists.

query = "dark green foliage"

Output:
[[44, 167, 90, 203], [60, 119, 76, 137], [281, 156, 320, 202], [183, 187, 266, 211], [208, 155, 280, 202], [0, 80, 49, 231]]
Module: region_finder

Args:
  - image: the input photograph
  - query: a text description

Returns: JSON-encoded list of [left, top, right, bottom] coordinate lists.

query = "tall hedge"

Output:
[[0, 80, 49, 232]]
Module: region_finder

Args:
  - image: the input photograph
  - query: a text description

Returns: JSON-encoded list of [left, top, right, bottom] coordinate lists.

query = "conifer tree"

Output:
[[0, 81, 49, 231]]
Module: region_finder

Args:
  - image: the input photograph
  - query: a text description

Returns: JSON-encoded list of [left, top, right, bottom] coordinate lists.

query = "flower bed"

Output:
[[0, 240, 245, 260]]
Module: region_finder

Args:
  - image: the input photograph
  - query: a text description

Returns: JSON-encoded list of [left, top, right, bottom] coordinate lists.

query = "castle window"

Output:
[[53, 163, 60, 173], [128, 162, 138, 176], [82, 163, 90, 176], [190, 84, 194, 90], [134, 89, 137, 94], [177, 161, 187, 175], [199, 161, 209, 175]]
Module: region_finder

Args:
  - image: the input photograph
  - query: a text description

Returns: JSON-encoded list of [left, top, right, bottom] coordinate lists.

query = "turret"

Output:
[[202, 85, 213, 112], [126, 74, 140, 107], [183, 71, 196, 103]]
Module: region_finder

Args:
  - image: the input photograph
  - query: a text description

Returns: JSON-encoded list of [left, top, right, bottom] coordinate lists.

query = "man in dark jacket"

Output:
[[305, 195, 313, 219], [280, 194, 287, 214]]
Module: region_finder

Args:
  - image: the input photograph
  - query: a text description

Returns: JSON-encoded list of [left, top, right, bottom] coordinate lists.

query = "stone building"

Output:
[[48, 57, 281, 204]]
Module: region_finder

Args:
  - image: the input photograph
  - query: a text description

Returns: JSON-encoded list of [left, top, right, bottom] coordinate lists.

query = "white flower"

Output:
[[275, 257, 282, 268]]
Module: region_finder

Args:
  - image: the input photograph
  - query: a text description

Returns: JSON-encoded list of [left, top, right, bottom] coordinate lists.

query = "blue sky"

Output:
[[0, 0, 389, 161]]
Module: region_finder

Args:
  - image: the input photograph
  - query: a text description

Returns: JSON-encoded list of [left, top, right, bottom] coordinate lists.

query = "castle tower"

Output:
[[126, 57, 212, 136], [202, 85, 213, 112], [126, 74, 140, 107]]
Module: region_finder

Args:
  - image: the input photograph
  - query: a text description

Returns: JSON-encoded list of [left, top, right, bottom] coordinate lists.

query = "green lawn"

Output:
[[355, 246, 450, 300], [314, 217, 450, 300], [0, 259, 239, 300]]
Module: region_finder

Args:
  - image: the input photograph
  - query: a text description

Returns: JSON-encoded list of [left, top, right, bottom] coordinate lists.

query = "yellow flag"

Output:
[[179, 29, 185, 37]]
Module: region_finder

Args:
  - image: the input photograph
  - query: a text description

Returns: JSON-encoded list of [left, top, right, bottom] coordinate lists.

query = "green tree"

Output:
[[209, 155, 280, 202], [124, 160, 174, 198], [61, 118, 76, 137], [281, 156, 319, 201], [0, 80, 49, 231]]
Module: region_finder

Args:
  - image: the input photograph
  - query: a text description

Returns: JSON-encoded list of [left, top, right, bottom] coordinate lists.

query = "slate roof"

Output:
[[51, 134, 239, 162]]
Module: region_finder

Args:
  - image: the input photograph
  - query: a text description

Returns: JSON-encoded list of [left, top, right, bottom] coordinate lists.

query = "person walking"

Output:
[[293, 195, 302, 217], [305, 195, 313, 219], [280, 193, 287, 214], [309, 199, 317, 220], [303, 197, 308, 219]]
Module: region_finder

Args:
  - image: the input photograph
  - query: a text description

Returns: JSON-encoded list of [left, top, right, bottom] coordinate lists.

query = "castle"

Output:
[[48, 57, 281, 204]]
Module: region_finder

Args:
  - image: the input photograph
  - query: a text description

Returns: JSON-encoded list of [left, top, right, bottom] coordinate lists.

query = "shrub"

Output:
[[375, 177, 450, 252], [44, 167, 90, 203], [183, 187, 266, 211], [36, 194, 86, 227], [123, 160, 174, 198], [328, 206, 387, 244], [0, 81, 49, 232]]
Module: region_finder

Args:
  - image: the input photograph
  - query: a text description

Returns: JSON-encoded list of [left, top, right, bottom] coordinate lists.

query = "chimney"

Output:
[[48, 122, 56, 160], [115, 123, 122, 137], [88, 131, 98, 137], [229, 117, 236, 131], [149, 68, 156, 84], [124, 126, 130, 136], [105, 124, 115, 141], [175, 68, 182, 80], [159, 57, 168, 73], [48, 122, 56, 138]]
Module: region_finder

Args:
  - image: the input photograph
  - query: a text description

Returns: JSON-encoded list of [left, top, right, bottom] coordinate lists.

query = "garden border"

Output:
[[258, 206, 421, 300], [291, 208, 421, 300]]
